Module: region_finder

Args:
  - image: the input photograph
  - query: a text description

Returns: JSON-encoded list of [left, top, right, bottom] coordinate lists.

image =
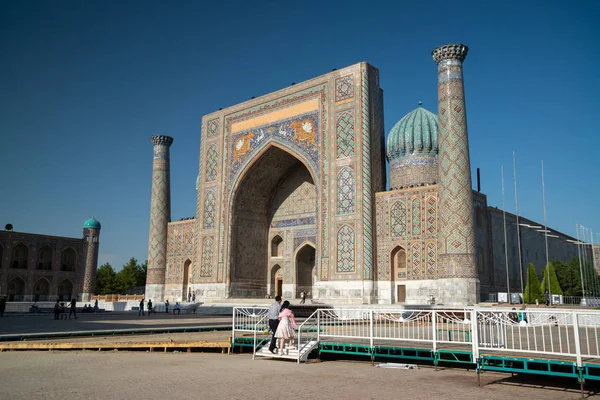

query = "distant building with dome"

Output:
[[145, 44, 586, 306], [0, 217, 100, 302]]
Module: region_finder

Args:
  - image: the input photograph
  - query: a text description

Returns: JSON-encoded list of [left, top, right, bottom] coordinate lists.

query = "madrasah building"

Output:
[[144, 44, 589, 306]]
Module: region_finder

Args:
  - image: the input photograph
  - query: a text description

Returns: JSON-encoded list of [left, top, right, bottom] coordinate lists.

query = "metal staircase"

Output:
[[254, 339, 319, 362]]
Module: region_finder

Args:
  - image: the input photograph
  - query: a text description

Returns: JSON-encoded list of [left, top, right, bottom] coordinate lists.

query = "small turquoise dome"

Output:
[[83, 217, 101, 229], [386, 102, 438, 163]]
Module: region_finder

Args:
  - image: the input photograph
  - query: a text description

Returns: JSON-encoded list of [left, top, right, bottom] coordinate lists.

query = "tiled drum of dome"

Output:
[[337, 167, 355, 215], [336, 111, 355, 159], [336, 225, 355, 273], [205, 145, 218, 182], [203, 189, 216, 229], [200, 237, 213, 277], [389, 200, 406, 238]]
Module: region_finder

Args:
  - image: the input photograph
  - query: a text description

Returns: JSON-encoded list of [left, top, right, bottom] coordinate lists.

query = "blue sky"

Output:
[[1, 0, 598, 270]]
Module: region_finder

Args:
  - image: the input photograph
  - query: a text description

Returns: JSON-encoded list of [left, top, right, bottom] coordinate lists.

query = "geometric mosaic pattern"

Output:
[[426, 242, 436, 277], [337, 225, 355, 272], [200, 236, 213, 277], [336, 112, 355, 158], [426, 196, 437, 234], [335, 75, 354, 102], [436, 53, 476, 278], [390, 200, 407, 238], [207, 118, 219, 137], [411, 198, 421, 236], [203, 189, 216, 229], [337, 167, 355, 215], [205, 145, 218, 182], [411, 242, 422, 278]]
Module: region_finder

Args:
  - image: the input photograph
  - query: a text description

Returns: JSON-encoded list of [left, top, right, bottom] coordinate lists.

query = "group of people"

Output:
[[53, 298, 78, 320], [267, 296, 298, 356], [138, 299, 182, 315]]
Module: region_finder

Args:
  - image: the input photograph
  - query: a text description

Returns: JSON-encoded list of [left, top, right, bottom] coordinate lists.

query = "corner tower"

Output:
[[81, 217, 101, 301], [433, 44, 478, 304], [145, 135, 174, 302]]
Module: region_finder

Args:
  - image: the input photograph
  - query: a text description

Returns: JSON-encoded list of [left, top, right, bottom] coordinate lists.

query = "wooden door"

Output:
[[397, 285, 406, 303]]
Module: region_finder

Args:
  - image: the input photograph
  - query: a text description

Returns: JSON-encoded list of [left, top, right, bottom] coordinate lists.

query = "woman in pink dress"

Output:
[[274, 301, 297, 355]]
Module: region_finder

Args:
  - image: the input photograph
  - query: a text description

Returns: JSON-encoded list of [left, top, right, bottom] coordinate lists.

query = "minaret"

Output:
[[145, 135, 174, 302], [81, 217, 101, 301], [432, 44, 478, 304]]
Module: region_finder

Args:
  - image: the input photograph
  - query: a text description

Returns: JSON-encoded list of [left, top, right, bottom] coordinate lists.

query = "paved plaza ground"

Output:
[[0, 351, 596, 400], [0, 312, 231, 336]]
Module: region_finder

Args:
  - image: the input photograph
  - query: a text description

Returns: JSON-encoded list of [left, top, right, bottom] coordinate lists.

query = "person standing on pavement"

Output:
[[165, 299, 169, 313], [68, 298, 78, 319], [0, 297, 6, 317], [300, 291, 306, 304], [53, 299, 60, 320], [268, 296, 282, 354], [139, 298, 145, 316], [147, 299, 153, 314]]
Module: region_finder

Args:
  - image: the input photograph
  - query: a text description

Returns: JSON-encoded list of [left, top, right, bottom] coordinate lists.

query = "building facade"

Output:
[[146, 44, 588, 306], [0, 218, 100, 302]]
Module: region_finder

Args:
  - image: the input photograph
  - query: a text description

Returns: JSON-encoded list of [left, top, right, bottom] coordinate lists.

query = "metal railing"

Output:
[[232, 306, 600, 367]]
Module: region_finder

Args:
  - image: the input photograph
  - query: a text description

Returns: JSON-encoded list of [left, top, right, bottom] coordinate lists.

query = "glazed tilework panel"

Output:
[[165, 220, 195, 284], [203, 189, 216, 229], [205, 145, 218, 182], [374, 188, 439, 281], [335, 75, 354, 102], [336, 225, 355, 273], [389, 201, 407, 238], [229, 112, 320, 189], [337, 167, 355, 214], [207, 118, 220, 137], [269, 167, 317, 222], [336, 111, 355, 158], [200, 236, 214, 277]]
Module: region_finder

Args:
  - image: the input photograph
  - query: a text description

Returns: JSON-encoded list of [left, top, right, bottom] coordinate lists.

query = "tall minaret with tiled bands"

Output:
[[432, 44, 478, 304], [145, 135, 174, 302]]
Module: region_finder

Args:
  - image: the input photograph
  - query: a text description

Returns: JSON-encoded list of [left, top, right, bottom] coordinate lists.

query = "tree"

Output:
[[96, 263, 116, 295], [554, 258, 582, 296], [540, 261, 563, 296], [524, 263, 543, 304]]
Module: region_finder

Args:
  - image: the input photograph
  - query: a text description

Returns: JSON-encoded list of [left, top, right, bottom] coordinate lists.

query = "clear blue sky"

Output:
[[1, 1, 598, 270]]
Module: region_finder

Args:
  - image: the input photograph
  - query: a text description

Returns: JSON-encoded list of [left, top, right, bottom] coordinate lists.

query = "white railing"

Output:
[[232, 306, 269, 348], [296, 310, 320, 363]]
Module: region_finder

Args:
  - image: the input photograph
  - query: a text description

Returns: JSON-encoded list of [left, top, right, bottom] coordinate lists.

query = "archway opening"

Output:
[[7, 277, 26, 301], [33, 278, 51, 301], [183, 259, 192, 301], [296, 244, 316, 299], [11, 243, 29, 269], [391, 246, 407, 303], [271, 236, 283, 258], [61, 248, 76, 271], [58, 279, 73, 302], [37, 245, 53, 270], [230, 145, 316, 297], [270, 264, 282, 298]]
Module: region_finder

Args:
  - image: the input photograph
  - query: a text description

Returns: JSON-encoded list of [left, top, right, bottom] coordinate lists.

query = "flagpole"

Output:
[[541, 160, 551, 301], [502, 165, 510, 303], [513, 152, 524, 297], [577, 224, 586, 304]]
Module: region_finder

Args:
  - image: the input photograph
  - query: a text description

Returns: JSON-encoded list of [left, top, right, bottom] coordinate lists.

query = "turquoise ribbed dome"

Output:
[[83, 217, 101, 229], [386, 102, 438, 163]]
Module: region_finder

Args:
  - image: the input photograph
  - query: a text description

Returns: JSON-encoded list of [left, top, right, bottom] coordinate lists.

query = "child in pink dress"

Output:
[[274, 301, 297, 355]]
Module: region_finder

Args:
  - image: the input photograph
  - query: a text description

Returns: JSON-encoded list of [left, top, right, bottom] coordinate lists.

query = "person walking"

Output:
[[138, 298, 145, 316], [0, 297, 6, 317], [300, 291, 306, 304], [148, 299, 153, 314], [165, 299, 170, 313], [68, 298, 77, 319], [267, 296, 282, 354], [545, 290, 550, 307], [53, 299, 60, 320], [274, 301, 297, 355]]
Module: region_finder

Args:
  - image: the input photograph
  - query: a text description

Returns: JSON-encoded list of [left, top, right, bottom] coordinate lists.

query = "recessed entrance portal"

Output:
[[182, 259, 191, 301], [230, 145, 317, 297], [391, 246, 407, 303], [296, 244, 315, 299]]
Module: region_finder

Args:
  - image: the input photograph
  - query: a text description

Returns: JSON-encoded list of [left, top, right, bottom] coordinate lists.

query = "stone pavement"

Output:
[[0, 312, 230, 336], [0, 351, 595, 400]]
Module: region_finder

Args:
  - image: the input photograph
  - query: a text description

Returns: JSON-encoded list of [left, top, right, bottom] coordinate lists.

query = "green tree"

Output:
[[524, 263, 543, 304], [96, 263, 116, 295], [540, 261, 563, 296], [554, 258, 582, 296]]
